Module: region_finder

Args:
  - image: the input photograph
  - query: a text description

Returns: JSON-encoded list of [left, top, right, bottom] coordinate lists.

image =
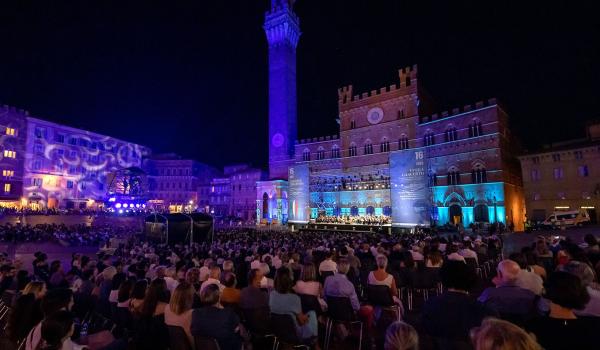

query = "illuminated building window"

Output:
[[316, 147, 325, 160], [54, 134, 65, 143], [444, 126, 458, 142], [34, 143, 43, 154], [471, 167, 487, 183], [531, 156, 540, 164], [399, 136, 409, 150], [78, 138, 89, 147], [428, 173, 438, 186], [302, 149, 311, 161], [447, 170, 461, 185], [350, 120, 356, 129], [4, 183, 10, 193], [553, 167, 564, 179], [66, 180, 74, 189], [530, 169, 541, 181], [32, 160, 42, 170], [582, 191, 591, 199], [469, 120, 482, 137], [2, 170, 14, 177], [557, 192, 566, 200], [68, 137, 77, 145], [349, 144, 357, 157], [331, 146, 340, 158], [5, 127, 15, 136], [364, 141, 373, 155], [32, 178, 42, 187], [533, 193, 541, 201], [424, 132, 435, 146], [397, 110, 405, 119], [578, 165, 589, 177], [3, 150, 16, 158], [574, 150, 583, 160], [380, 139, 390, 152], [552, 153, 561, 162], [34, 127, 44, 139]]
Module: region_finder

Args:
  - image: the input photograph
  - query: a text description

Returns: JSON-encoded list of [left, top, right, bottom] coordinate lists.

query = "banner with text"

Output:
[[288, 164, 310, 223], [390, 148, 431, 226]]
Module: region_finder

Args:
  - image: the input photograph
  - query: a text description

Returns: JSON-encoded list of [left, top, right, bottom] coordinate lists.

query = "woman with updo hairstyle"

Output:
[[36, 310, 75, 350], [471, 318, 541, 350], [384, 321, 418, 350]]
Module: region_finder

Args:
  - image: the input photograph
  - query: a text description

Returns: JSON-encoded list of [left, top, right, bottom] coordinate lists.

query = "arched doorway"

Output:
[[366, 206, 375, 215], [383, 206, 392, 216], [350, 206, 359, 216], [474, 204, 489, 222], [449, 204, 462, 224], [262, 193, 269, 219]]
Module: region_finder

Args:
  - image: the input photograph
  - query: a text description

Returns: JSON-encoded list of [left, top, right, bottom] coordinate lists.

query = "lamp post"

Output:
[[180, 212, 194, 247], [153, 212, 169, 244]]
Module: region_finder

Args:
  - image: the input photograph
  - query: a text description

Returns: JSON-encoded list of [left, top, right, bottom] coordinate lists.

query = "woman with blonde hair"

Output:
[[384, 321, 418, 350], [23, 281, 47, 300], [471, 318, 541, 350], [164, 282, 195, 346]]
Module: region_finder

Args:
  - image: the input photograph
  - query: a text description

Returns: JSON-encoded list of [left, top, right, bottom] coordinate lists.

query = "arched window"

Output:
[[471, 163, 487, 183], [447, 166, 461, 185], [330, 145, 340, 158], [364, 140, 373, 155], [444, 125, 458, 142], [428, 171, 438, 186], [316, 146, 325, 160], [302, 148, 311, 161], [399, 134, 409, 150], [348, 143, 357, 157], [424, 131, 435, 146], [380, 138, 390, 152], [350, 120, 356, 129], [397, 109, 405, 119], [469, 119, 483, 137]]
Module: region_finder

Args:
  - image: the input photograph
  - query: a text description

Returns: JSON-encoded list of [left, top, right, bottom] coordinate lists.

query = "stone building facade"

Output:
[[519, 123, 600, 223]]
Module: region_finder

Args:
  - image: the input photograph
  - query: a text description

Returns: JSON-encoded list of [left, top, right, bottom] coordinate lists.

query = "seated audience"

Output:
[[384, 321, 418, 350], [164, 282, 195, 346], [293, 263, 327, 310], [220, 271, 241, 305], [470, 318, 541, 350], [240, 268, 269, 310]]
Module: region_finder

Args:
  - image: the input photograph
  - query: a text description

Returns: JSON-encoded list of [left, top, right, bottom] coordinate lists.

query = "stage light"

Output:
[[142, 204, 146, 208], [118, 209, 123, 214], [115, 203, 122, 208], [135, 203, 140, 208], [108, 197, 116, 202], [123, 203, 129, 208]]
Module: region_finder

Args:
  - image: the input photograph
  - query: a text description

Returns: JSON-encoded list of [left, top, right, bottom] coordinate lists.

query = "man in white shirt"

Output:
[[459, 242, 478, 263], [200, 266, 224, 292], [318, 251, 338, 275]]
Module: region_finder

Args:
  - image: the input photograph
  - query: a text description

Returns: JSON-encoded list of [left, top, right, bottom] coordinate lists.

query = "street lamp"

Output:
[[180, 212, 194, 247]]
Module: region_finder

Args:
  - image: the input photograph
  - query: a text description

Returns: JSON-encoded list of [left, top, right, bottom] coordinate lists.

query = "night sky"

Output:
[[0, 1, 597, 169]]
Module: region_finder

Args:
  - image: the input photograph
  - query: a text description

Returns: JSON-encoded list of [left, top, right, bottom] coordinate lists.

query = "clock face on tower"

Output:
[[367, 107, 384, 125], [272, 133, 284, 148]]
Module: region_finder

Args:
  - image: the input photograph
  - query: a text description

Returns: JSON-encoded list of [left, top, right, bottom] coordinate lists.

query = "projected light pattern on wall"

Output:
[[23, 117, 150, 209]]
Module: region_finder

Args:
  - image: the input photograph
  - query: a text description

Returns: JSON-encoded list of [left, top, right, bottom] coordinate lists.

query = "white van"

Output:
[[542, 209, 590, 228]]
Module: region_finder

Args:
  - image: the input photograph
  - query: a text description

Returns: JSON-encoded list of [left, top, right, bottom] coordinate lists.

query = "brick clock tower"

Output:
[[264, 0, 300, 180]]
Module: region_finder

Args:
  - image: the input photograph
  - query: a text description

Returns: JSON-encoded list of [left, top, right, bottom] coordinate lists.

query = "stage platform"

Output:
[[290, 222, 393, 234]]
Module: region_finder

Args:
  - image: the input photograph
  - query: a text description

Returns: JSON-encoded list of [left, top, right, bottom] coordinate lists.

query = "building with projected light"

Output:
[[257, 1, 525, 230], [0, 108, 151, 210]]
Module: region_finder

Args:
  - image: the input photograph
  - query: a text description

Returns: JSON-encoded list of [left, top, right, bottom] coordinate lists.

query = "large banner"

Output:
[[390, 148, 431, 226], [288, 164, 310, 223]]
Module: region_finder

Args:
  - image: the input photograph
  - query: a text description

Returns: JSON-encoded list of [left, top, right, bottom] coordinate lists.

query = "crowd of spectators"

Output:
[[0, 227, 599, 349], [315, 215, 392, 226], [0, 223, 139, 246]]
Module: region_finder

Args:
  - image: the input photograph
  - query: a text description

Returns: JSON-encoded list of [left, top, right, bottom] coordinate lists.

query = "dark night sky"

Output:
[[0, 1, 598, 169]]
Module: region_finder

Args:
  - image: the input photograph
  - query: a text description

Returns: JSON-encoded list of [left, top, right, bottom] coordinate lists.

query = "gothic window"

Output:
[[424, 131, 435, 146], [364, 140, 373, 155], [428, 172, 438, 186], [349, 144, 357, 157], [302, 149, 310, 161], [469, 119, 483, 137], [380, 138, 390, 152], [331, 145, 340, 158], [350, 120, 356, 129], [316, 147, 325, 160], [399, 135, 409, 150], [471, 164, 487, 184], [397, 110, 405, 119], [447, 167, 461, 185], [552, 153, 561, 162], [444, 125, 458, 142]]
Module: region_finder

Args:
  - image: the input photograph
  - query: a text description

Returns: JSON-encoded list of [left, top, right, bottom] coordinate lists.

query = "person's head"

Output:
[[223, 260, 234, 272], [440, 260, 477, 292], [470, 318, 541, 350], [200, 283, 221, 306], [337, 257, 350, 275], [16, 270, 31, 290], [185, 268, 200, 286], [544, 271, 590, 310], [39, 310, 75, 350], [102, 266, 117, 281], [209, 266, 221, 280], [131, 279, 148, 300], [141, 278, 169, 317], [427, 251, 443, 266], [222, 271, 237, 288], [376, 254, 388, 270], [384, 321, 418, 350], [41, 288, 74, 316], [23, 281, 46, 300], [496, 260, 521, 284], [248, 268, 263, 287], [111, 272, 126, 291], [584, 234, 598, 247], [50, 260, 62, 274], [274, 267, 293, 294], [169, 282, 195, 315], [559, 260, 595, 287], [508, 253, 528, 270], [117, 279, 134, 303], [300, 264, 317, 282]]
